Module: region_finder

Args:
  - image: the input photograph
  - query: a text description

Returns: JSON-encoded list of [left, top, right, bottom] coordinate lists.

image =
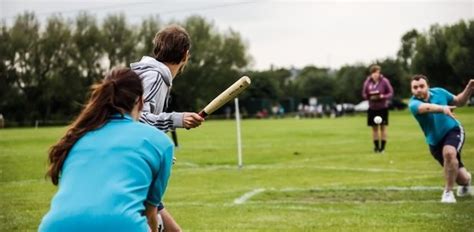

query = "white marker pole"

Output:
[[234, 98, 243, 168]]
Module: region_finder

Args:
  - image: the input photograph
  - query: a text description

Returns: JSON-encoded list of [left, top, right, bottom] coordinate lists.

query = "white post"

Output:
[[234, 98, 243, 168], [35, 120, 39, 129]]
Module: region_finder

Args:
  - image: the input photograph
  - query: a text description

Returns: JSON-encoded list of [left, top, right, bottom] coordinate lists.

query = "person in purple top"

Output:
[[362, 65, 394, 153]]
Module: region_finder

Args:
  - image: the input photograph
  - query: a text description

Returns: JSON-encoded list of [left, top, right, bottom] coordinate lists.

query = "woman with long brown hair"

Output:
[[39, 67, 174, 232]]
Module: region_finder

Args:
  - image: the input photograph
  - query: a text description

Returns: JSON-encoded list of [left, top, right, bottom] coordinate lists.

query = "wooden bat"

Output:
[[198, 76, 251, 118]]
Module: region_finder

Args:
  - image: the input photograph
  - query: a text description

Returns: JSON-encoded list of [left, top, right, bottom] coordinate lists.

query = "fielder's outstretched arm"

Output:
[[416, 103, 456, 118], [453, 79, 474, 106]]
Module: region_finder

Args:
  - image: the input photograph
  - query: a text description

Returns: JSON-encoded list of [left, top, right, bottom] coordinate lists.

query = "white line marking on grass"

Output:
[[311, 165, 439, 174], [177, 161, 200, 167], [233, 188, 266, 205], [0, 178, 46, 185], [384, 186, 443, 191], [278, 186, 443, 192], [319, 175, 440, 187], [174, 163, 439, 174], [248, 199, 442, 205], [232, 186, 444, 205]]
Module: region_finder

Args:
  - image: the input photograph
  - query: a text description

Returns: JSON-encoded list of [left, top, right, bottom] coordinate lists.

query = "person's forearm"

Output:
[[455, 86, 473, 106], [140, 111, 184, 132], [417, 103, 445, 114], [382, 91, 393, 99], [160, 208, 182, 232], [145, 204, 159, 232]]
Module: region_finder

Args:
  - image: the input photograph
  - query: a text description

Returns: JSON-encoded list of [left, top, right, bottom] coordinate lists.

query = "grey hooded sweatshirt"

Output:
[[130, 56, 184, 132]]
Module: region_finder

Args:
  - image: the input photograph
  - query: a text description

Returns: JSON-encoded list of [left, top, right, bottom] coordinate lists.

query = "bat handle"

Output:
[[198, 111, 208, 118]]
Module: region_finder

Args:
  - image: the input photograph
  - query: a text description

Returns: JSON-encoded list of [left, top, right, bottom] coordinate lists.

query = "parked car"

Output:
[[342, 103, 355, 114], [354, 100, 369, 112]]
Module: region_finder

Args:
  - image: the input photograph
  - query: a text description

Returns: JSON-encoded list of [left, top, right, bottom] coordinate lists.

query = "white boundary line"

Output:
[[0, 178, 46, 186], [232, 186, 444, 205], [175, 162, 439, 174], [233, 188, 266, 204], [278, 186, 443, 192], [177, 161, 200, 168], [246, 199, 442, 205]]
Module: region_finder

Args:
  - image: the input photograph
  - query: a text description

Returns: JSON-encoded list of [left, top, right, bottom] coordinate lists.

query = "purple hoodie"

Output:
[[362, 75, 394, 110]]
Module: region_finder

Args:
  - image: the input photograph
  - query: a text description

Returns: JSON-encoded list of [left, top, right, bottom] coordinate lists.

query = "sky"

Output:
[[1, 0, 473, 70]]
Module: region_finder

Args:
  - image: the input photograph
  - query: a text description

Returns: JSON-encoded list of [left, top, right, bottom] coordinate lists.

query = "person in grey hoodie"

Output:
[[131, 26, 203, 132], [131, 25, 203, 232]]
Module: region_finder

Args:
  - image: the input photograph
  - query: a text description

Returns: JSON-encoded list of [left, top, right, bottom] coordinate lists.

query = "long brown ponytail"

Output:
[[47, 68, 143, 185]]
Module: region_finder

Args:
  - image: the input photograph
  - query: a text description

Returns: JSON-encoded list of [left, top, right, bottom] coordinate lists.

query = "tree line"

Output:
[[0, 12, 472, 125]]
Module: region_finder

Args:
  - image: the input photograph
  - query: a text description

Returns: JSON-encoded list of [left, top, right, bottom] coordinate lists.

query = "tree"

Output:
[[172, 16, 250, 111], [243, 70, 283, 100], [413, 25, 455, 89], [293, 66, 334, 99], [374, 58, 409, 98], [444, 20, 474, 88], [72, 13, 106, 87], [6, 12, 42, 124], [0, 22, 22, 122], [37, 15, 76, 121], [102, 13, 137, 68], [405, 20, 474, 93], [397, 29, 419, 72], [136, 16, 162, 58], [334, 64, 367, 103], [1, 13, 252, 123]]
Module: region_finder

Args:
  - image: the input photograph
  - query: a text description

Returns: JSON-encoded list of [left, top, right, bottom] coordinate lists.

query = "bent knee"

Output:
[[443, 151, 456, 159], [442, 147, 457, 160]]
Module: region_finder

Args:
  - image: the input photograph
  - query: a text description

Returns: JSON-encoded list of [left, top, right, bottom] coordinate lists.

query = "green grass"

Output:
[[1, 109, 473, 231]]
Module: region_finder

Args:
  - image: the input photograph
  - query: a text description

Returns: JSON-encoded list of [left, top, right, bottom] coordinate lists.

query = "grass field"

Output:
[[1, 109, 473, 231]]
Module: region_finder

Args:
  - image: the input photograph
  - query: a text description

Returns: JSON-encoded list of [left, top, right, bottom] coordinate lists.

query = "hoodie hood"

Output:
[[130, 56, 172, 86]]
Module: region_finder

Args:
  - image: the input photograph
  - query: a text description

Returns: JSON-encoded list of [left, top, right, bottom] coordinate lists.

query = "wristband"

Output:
[[442, 106, 448, 114]]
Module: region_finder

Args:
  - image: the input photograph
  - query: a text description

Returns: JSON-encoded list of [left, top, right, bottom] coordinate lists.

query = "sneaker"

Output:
[[457, 173, 472, 197], [441, 190, 456, 203]]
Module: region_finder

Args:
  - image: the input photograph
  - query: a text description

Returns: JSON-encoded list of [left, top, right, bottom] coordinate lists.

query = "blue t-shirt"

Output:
[[409, 87, 460, 145], [39, 114, 174, 232]]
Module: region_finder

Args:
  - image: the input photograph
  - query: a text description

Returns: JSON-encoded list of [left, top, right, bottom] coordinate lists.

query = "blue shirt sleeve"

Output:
[[409, 98, 422, 115], [146, 142, 174, 206], [438, 88, 455, 104]]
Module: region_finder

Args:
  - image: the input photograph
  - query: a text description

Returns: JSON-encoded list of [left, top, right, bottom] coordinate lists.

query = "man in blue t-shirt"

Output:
[[409, 74, 474, 203]]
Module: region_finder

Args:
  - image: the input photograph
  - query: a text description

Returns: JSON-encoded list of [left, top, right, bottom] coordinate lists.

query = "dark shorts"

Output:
[[367, 108, 389, 126], [429, 126, 465, 168]]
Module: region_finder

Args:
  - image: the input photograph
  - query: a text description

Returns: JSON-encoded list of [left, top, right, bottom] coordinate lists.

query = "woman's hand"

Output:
[[145, 203, 158, 232]]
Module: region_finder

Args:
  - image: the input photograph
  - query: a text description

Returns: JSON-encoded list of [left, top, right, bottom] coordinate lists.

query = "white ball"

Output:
[[373, 116, 382, 124]]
